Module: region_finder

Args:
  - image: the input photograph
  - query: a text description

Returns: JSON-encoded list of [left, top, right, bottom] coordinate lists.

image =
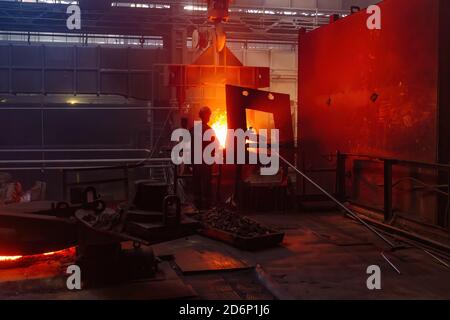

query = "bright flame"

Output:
[[210, 111, 228, 148]]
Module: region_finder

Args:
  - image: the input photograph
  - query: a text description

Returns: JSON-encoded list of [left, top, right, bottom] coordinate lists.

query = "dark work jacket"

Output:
[[189, 122, 216, 165]]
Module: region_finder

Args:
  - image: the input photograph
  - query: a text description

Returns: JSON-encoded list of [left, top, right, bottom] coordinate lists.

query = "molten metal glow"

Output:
[[0, 255, 23, 262], [0, 248, 75, 263], [210, 111, 228, 148]]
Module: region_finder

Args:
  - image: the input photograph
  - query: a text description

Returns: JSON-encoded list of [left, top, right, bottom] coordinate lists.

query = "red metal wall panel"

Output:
[[298, 0, 439, 164], [297, 0, 449, 228], [438, 1, 450, 164]]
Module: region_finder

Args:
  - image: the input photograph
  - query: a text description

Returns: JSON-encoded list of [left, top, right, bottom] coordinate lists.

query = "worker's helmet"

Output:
[[199, 106, 212, 118]]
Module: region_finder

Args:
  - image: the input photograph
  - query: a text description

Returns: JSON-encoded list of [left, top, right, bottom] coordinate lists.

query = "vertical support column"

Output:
[[62, 170, 68, 202], [40, 45, 46, 169], [8, 44, 12, 94], [123, 167, 130, 201], [335, 151, 346, 202], [97, 45, 101, 96], [126, 46, 130, 99], [384, 160, 393, 222], [73, 46, 77, 95], [41, 44, 45, 95], [446, 169, 450, 229], [437, 169, 448, 228], [150, 69, 155, 151], [167, 4, 187, 65]]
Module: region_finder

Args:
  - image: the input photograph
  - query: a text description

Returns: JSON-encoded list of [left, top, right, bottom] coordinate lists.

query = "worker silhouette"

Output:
[[190, 106, 216, 210]]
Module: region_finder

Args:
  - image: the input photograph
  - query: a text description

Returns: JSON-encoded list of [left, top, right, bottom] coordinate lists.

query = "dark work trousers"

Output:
[[193, 164, 213, 210]]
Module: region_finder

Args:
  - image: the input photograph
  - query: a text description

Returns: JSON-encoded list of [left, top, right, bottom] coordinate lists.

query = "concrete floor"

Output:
[[154, 211, 450, 300], [1, 211, 449, 300]]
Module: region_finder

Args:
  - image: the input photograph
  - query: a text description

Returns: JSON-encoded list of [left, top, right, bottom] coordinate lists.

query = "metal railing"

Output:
[[0, 148, 155, 170], [336, 152, 450, 229], [0, 148, 173, 201]]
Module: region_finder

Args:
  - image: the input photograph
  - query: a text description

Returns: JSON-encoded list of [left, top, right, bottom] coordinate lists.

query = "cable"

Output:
[[391, 177, 449, 197], [275, 151, 397, 248]]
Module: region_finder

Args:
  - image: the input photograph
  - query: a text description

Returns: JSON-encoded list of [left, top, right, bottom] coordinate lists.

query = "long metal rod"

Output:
[[0, 148, 170, 166], [0, 158, 167, 164], [0, 107, 185, 110], [276, 152, 397, 248], [423, 249, 450, 268], [0, 158, 147, 164], [0, 165, 173, 171], [348, 214, 450, 269], [381, 252, 401, 274], [0, 148, 151, 153]]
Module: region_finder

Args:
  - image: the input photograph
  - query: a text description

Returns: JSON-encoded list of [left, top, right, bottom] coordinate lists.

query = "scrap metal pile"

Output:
[[194, 207, 272, 238], [192, 207, 284, 250]]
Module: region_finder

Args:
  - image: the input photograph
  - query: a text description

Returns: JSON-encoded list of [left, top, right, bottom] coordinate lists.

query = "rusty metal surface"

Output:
[[296, 0, 450, 229], [298, 0, 439, 165], [438, 1, 450, 164]]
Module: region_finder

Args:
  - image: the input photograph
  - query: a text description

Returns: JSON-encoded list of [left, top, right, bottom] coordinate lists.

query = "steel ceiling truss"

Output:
[[0, 1, 348, 42]]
